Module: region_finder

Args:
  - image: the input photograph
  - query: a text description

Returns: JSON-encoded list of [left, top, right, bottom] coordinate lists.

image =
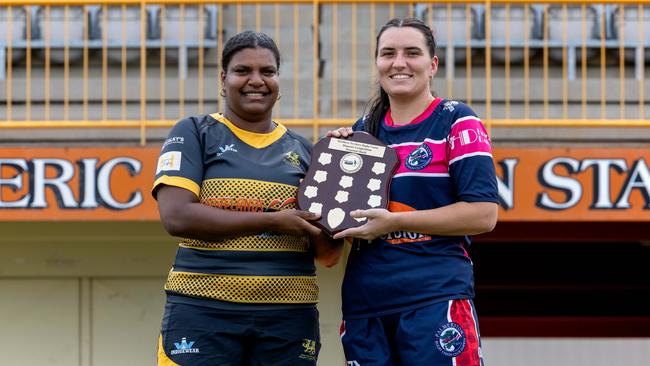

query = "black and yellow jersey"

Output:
[[153, 113, 316, 309]]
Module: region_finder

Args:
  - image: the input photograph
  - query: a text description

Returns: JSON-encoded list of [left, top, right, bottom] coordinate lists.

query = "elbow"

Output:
[[481, 204, 499, 233], [473, 204, 498, 234], [316, 255, 341, 268], [480, 217, 497, 234], [314, 240, 344, 268], [315, 249, 343, 268], [160, 213, 190, 237]]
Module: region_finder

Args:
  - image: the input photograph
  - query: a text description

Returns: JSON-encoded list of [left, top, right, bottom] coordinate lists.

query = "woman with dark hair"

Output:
[[153, 30, 342, 366], [329, 18, 498, 365]]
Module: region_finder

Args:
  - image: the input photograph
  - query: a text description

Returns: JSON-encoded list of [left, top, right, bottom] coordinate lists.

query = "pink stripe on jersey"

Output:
[[448, 117, 492, 165], [390, 140, 449, 176], [450, 300, 481, 366], [384, 98, 442, 127]]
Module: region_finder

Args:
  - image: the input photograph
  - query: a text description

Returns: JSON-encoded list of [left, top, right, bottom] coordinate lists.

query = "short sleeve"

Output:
[[446, 105, 499, 203], [152, 118, 204, 199], [351, 117, 365, 132]]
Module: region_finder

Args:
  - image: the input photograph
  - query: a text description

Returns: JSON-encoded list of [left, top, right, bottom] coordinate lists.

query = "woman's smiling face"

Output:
[[376, 26, 438, 100], [222, 47, 279, 122]]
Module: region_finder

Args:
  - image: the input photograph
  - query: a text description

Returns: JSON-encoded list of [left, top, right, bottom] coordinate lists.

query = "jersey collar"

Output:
[[210, 113, 287, 149], [384, 98, 442, 127]]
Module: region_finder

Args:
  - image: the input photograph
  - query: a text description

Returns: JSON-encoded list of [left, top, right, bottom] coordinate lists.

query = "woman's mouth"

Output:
[[390, 74, 412, 80], [242, 92, 268, 97]]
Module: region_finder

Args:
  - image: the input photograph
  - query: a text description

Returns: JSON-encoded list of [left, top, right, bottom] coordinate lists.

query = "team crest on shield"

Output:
[[435, 322, 466, 357], [405, 143, 433, 170]]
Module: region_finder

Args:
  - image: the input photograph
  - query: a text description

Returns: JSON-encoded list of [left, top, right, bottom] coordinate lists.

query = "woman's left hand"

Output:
[[332, 209, 396, 240], [326, 127, 354, 138]]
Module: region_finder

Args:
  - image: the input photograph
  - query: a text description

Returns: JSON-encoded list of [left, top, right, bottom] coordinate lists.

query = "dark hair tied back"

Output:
[[221, 31, 281, 72], [364, 17, 436, 137]]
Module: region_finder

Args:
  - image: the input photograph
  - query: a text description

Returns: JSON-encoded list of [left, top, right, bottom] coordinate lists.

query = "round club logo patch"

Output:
[[435, 322, 466, 357], [340, 153, 363, 174], [405, 143, 432, 170]]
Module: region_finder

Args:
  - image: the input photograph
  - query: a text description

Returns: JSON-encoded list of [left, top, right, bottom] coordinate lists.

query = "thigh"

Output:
[[340, 317, 395, 366], [394, 299, 484, 366], [157, 301, 248, 366], [249, 307, 321, 366]]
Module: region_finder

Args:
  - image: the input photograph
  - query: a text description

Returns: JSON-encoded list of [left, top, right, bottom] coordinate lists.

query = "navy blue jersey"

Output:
[[153, 113, 317, 310], [342, 99, 498, 319]]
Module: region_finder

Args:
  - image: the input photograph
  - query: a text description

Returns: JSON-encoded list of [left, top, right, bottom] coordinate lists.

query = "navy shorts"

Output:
[[340, 299, 484, 366], [157, 301, 321, 366]]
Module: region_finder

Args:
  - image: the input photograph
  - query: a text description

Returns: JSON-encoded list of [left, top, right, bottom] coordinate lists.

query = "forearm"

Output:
[[394, 201, 498, 236], [162, 202, 276, 241]]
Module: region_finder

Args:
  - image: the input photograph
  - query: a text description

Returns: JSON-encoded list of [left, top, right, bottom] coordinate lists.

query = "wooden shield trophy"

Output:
[[298, 132, 400, 237]]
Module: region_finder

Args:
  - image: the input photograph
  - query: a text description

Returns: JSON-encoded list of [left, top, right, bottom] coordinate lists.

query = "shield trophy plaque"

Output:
[[298, 132, 400, 237]]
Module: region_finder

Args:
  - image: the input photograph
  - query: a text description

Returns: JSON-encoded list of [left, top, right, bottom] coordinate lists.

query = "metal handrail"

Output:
[[1, 0, 649, 144]]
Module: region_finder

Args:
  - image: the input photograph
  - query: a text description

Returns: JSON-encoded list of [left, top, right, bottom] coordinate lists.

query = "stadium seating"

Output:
[[414, 4, 478, 64], [488, 5, 540, 63], [0, 6, 27, 63], [611, 5, 650, 62], [35, 6, 85, 64]]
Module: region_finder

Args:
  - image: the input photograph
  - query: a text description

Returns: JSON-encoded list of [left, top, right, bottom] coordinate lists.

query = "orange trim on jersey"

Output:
[[388, 201, 416, 212], [385, 201, 433, 244], [157, 334, 181, 366], [152, 175, 201, 198], [385, 236, 433, 245]]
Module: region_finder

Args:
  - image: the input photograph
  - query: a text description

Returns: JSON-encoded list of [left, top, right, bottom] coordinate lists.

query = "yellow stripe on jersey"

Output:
[[210, 113, 287, 149], [202, 178, 298, 198], [165, 270, 318, 303], [153, 175, 201, 198], [180, 234, 309, 252]]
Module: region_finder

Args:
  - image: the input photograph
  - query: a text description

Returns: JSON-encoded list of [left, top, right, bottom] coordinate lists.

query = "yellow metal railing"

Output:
[[1, 0, 649, 144]]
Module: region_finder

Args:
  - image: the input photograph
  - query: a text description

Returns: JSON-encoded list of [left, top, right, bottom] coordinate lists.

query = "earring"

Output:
[[219, 88, 226, 97], [277, 93, 282, 101]]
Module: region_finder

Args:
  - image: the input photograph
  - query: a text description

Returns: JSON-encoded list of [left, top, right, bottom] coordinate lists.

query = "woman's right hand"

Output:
[[326, 127, 354, 138], [270, 209, 322, 237]]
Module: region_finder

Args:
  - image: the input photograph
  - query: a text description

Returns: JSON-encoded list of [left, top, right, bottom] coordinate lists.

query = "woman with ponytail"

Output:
[[329, 17, 498, 366]]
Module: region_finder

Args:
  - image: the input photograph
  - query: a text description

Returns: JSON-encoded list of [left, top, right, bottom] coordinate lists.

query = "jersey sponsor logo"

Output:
[[435, 322, 466, 357], [405, 143, 433, 170], [347, 361, 361, 366], [156, 151, 181, 174], [216, 143, 238, 157], [161, 136, 184, 149], [448, 127, 490, 151], [284, 151, 301, 167], [204, 196, 296, 212], [443, 100, 459, 112], [381, 230, 432, 244], [298, 339, 318, 361], [170, 337, 200, 355]]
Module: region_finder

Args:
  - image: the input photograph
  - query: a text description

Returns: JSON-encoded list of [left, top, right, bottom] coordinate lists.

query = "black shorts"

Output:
[[157, 301, 321, 366]]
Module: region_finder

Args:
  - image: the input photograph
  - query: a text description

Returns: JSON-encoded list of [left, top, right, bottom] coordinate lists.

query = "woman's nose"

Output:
[[393, 52, 407, 68], [248, 71, 264, 86]]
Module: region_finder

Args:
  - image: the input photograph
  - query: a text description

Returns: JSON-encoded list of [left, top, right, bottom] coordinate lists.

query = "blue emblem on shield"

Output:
[[405, 143, 433, 170]]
